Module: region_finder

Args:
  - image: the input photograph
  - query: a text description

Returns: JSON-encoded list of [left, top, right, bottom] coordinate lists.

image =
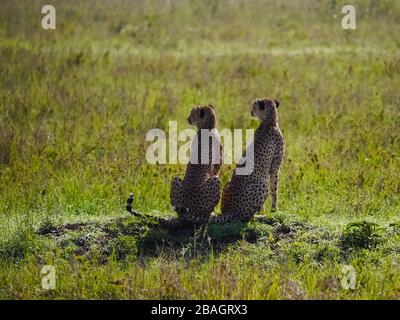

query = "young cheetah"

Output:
[[210, 98, 284, 223], [167, 104, 222, 226]]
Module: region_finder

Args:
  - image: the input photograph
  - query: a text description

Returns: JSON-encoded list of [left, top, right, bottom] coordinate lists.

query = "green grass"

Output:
[[0, 0, 399, 299]]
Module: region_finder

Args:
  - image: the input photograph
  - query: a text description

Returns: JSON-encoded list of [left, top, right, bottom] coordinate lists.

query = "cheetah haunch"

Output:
[[211, 98, 284, 223]]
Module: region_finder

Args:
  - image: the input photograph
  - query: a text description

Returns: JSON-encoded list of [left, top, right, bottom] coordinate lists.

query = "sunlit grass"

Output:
[[0, 0, 399, 299]]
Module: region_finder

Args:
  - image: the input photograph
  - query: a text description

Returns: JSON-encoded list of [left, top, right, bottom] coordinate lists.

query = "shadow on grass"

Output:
[[36, 213, 293, 262], [35, 214, 396, 265]]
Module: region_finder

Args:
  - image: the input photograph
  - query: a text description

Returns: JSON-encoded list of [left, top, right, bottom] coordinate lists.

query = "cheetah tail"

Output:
[[125, 192, 142, 217]]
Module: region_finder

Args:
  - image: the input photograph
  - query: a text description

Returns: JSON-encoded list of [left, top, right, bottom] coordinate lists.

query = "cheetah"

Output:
[[167, 104, 222, 226], [210, 98, 284, 223]]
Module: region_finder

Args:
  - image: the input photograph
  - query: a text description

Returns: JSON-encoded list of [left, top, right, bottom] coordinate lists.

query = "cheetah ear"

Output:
[[208, 104, 215, 109], [274, 99, 280, 108]]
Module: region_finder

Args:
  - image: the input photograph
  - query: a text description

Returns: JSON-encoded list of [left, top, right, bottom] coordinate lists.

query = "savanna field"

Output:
[[0, 0, 399, 299]]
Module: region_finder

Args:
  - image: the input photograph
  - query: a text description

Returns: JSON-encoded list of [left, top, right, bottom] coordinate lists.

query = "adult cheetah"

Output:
[[210, 98, 284, 223], [168, 104, 222, 226]]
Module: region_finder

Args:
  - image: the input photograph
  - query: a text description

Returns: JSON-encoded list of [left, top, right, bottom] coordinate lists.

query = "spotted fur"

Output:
[[165, 105, 222, 227], [210, 98, 284, 223]]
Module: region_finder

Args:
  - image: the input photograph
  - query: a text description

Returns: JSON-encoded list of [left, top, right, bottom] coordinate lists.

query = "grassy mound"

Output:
[[35, 214, 399, 265]]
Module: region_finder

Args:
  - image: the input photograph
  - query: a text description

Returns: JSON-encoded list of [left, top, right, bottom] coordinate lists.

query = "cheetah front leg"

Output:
[[170, 177, 184, 211], [190, 176, 221, 225], [203, 176, 221, 214], [269, 156, 282, 211], [220, 180, 232, 215]]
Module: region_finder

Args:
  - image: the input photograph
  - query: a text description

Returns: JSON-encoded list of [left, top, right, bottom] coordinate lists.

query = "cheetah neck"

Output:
[[196, 122, 215, 130], [260, 118, 279, 130]]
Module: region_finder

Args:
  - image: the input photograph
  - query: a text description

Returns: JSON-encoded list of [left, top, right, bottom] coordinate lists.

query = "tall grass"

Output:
[[0, 0, 399, 299]]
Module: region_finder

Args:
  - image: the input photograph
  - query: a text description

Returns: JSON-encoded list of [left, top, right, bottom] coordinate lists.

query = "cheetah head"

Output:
[[251, 98, 280, 123], [187, 104, 216, 130]]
